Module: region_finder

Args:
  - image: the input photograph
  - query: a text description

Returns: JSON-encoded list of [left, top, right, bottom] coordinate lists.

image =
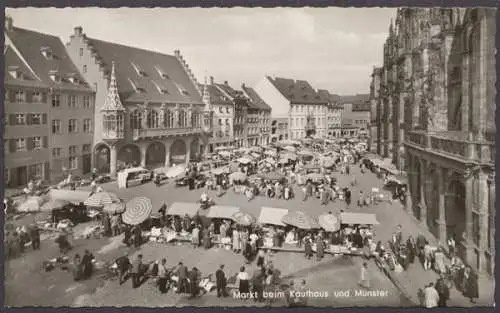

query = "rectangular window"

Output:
[[52, 120, 62, 134], [68, 95, 77, 108], [79, 48, 84, 57], [69, 145, 78, 155], [31, 114, 42, 125], [15, 114, 26, 125], [69, 156, 78, 170], [68, 119, 78, 133], [28, 164, 43, 180], [82, 144, 91, 154], [32, 91, 42, 102], [83, 65, 87, 73], [52, 147, 62, 157], [52, 94, 61, 107], [15, 138, 26, 151], [15, 90, 25, 103], [83, 119, 92, 132], [83, 96, 91, 108], [32, 136, 42, 150]]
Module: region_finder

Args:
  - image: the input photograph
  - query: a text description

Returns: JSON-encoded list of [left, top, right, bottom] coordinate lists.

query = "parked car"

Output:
[[175, 174, 207, 188]]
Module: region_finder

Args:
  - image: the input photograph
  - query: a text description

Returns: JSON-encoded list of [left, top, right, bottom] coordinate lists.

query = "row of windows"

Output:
[[291, 117, 327, 128], [354, 120, 369, 125], [52, 144, 91, 158], [218, 106, 231, 114], [128, 110, 203, 129], [5, 136, 48, 152], [5, 90, 92, 109], [52, 119, 92, 134], [292, 105, 328, 114], [7, 113, 47, 126]]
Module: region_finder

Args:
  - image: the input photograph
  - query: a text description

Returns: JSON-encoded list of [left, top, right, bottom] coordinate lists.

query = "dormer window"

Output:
[[174, 83, 189, 96], [155, 66, 170, 79], [8, 66, 22, 79], [152, 81, 169, 94], [67, 73, 80, 85], [49, 70, 61, 83], [131, 62, 147, 77], [40, 47, 53, 59], [128, 78, 146, 93]]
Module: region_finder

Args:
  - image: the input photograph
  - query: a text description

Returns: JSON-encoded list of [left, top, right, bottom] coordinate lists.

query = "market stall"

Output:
[[339, 212, 380, 225], [167, 202, 200, 217], [258, 207, 289, 226], [205, 205, 241, 220], [49, 189, 90, 204]]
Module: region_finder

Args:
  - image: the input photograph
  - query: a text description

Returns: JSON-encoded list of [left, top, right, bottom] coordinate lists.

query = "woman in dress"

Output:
[[232, 228, 241, 253], [304, 235, 313, 259], [203, 227, 211, 250], [237, 266, 250, 294], [359, 262, 370, 289], [316, 236, 325, 261]]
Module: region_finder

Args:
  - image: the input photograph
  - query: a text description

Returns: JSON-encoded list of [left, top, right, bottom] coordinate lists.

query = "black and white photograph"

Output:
[[3, 6, 496, 308]]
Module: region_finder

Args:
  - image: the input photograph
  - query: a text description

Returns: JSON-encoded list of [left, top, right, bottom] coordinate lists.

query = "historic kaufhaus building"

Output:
[[371, 8, 495, 275]]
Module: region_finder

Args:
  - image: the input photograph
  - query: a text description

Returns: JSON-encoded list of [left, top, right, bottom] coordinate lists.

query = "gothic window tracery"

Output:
[[147, 109, 160, 129], [129, 110, 142, 130]]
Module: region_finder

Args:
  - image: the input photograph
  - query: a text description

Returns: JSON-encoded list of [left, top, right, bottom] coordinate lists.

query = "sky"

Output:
[[6, 7, 396, 95]]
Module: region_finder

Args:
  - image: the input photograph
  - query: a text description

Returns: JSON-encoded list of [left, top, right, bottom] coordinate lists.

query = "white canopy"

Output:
[[340, 212, 380, 225], [167, 202, 200, 217], [206, 205, 241, 220], [258, 207, 289, 226]]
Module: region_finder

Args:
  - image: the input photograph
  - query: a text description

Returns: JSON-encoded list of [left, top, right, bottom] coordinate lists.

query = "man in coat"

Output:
[[251, 266, 264, 302], [215, 264, 228, 297], [435, 276, 450, 307], [115, 252, 131, 285], [130, 254, 143, 288], [176, 262, 188, 294]]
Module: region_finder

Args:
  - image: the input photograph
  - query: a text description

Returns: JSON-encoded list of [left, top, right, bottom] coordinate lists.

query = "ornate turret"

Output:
[[101, 61, 125, 144]]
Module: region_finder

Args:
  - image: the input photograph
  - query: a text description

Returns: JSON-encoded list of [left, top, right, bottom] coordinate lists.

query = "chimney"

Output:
[[74, 26, 83, 36], [224, 80, 228, 86], [209, 76, 214, 85], [242, 83, 246, 89], [5, 16, 13, 32]]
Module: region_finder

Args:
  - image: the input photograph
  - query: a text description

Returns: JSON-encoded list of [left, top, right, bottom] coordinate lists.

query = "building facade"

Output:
[[66, 26, 212, 177], [4, 18, 95, 187], [374, 8, 496, 275], [369, 67, 383, 153], [254, 76, 328, 140], [317, 90, 343, 138], [340, 95, 371, 138], [214, 82, 248, 148], [241, 84, 271, 146], [201, 77, 234, 152]]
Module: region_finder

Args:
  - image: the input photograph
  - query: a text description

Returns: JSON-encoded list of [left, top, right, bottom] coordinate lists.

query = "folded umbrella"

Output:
[[281, 211, 319, 230], [122, 197, 153, 225]]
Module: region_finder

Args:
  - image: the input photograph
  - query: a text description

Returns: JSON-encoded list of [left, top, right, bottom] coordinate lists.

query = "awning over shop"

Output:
[[206, 205, 241, 220], [167, 202, 200, 217], [340, 212, 380, 225], [49, 189, 90, 204], [258, 207, 289, 226]]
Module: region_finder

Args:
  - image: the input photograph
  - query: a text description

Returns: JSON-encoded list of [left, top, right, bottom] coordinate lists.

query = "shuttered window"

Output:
[[15, 138, 26, 151]]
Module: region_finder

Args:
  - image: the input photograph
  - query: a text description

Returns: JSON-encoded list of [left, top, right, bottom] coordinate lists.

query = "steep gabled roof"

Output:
[[214, 83, 244, 100], [339, 94, 370, 105], [241, 85, 271, 111], [267, 76, 326, 104], [4, 45, 46, 88], [200, 84, 233, 106], [84, 37, 202, 104], [6, 27, 91, 91]]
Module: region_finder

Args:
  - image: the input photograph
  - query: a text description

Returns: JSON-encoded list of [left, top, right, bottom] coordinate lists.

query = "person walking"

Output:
[[131, 254, 143, 289], [316, 236, 325, 261], [215, 264, 228, 297], [251, 266, 264, 302], [191, 224, 200, 248], [359, 262, 370, 289], [29, 224, 41, 250], [464, 266, 479, 303], [176, 262, 188, 294], [116, 252, 131, 285], [188, 267, 200, 299], [435, 276, 450, 307], [304, 235, 313, 259], [237, 266, 250, 294], [158, 258, 169, 294]]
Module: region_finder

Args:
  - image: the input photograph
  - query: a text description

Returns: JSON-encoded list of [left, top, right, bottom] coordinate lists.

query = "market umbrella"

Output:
[[229, 171, 247, 181], [283, 146, 297, 152], [264, 150, 277, 157], [306, 173, 324, 181], [282, 153, 297, 161], [264, 157, 276, 164], [231, 212, 257, 226], [318, 213, 340, 232], [218, 151, 231, 158], [298, 150, 314, 156], [260, 171, 284, 181], [281, 211, 319, 230], [122, 197, 153, 225], [240, 156, 254, 165], [165, 164, 187, 178], [84, 191, 120, 207], [249, 147, 261, 153], [17, 196, 48, 212], [250, 152, 260, 159], [103, 201, 126, 214], [211, 167, 229, 175], [40, 199, 71, 212]]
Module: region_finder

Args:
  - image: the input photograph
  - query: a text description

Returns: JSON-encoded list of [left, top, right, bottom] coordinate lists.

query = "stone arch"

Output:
[[145, 141, 166, 168], [170, 138, 187, 165], [445, 172, 466, 246], [118, 144, 141, 169], [424, 164, 440, 237], [94, 143, 110, 174]]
